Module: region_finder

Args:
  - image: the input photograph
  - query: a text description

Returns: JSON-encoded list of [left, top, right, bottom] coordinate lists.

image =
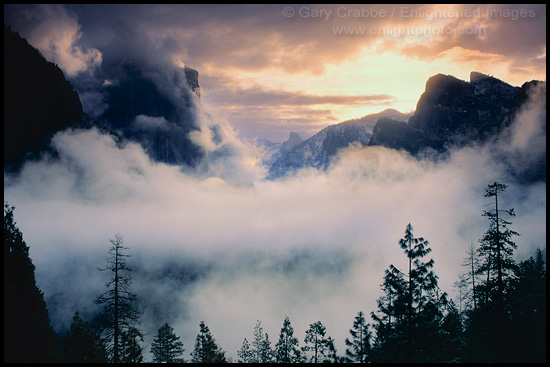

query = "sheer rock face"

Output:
[[4, 25, 206, 169], [368, 72, 545, 182], [407, 72, 520, 143], [98, 63, 204, 167], [369, 72, 526, 155]]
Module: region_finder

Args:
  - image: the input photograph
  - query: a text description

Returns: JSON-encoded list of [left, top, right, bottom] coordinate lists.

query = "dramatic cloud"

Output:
[[4, 4, 102, 76], [5, 4, 545, 141], [3, 4, 545, 361]]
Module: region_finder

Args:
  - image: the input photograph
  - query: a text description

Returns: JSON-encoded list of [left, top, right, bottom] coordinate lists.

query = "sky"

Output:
[[3, 4, 547, 362], [4, 4, 546, 141]]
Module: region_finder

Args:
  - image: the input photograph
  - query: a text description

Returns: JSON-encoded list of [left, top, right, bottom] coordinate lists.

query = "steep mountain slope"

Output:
[[4, 26, 85, 171], [97, 62, 204, 167], [4, 26, 208, 170]]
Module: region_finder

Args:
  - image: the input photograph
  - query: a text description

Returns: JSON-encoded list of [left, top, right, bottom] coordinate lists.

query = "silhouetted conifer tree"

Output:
[[94, 234, 142, 363], [151, 322, 184, 363], [370, 264, 408, 362], [345, 311, 371, 363], [4, 202, 61, 362], [120, 326, 145, 363], [63, 312, 107, 363], [191, 321, 227, 363], [371, 223, 458, 362], [274, 316, 301, 363], [251, 320, 273, 363], [477, 182, 519, 307], [237, 338, 254, 363], [462, 182, 533, 363], [302, 321, 337, 363]]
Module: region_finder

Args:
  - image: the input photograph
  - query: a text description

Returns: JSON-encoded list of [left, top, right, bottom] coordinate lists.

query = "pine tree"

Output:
[[251, 320, 273, 363], [462, 183, 524, 363], [62, 312, 107, 363], [119, 326, 145, 363], [453, 273, 470, 316], [370, 265, 408, 362], [302, 321, 337, 363], [477, 182, 519, 307], [151, 322, 184, 363], [460, 242, 480, 311], [94, 234, 142, 363], [371, 224, 452, 362], [345, 311, 371, 363], [191, 321, 226, 363], [237, 338, 254, 363], [274, 316, 301, 363], [4, 202, 61, 362], [399, 223, 437, 321], [262, 332, 274, 363]]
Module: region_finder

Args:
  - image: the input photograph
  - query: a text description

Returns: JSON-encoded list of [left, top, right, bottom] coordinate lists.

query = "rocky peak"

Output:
[[470, 71, 494, 83], [408, 72, 519, 141], [184, 66, 200, 98], [98, 62, 204, 167], [280, 132, 303, 153]]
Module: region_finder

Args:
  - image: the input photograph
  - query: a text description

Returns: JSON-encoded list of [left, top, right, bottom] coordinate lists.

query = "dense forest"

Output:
[[3, 181, 546, 363]]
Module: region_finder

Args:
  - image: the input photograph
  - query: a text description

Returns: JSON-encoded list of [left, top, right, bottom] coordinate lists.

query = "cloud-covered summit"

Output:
[[3, 4, 545, 361], [5, 4, 545, 141]]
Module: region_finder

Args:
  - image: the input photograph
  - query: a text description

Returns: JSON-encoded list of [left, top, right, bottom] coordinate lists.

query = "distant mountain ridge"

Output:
[[4, 26, 544, 183], [266, 72, 545, 182], [266, 109, 407, 179]]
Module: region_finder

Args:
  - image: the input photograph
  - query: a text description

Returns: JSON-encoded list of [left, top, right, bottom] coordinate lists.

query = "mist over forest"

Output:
[[4, 4, 546, 363]]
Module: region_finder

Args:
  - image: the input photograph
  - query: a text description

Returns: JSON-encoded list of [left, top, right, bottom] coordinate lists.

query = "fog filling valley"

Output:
[[3, 4, 546, 361], [4, 82, 546, 359]]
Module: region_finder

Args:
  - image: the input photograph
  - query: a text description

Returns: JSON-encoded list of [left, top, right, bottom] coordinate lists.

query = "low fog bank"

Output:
[[3, 83, 545, 360]]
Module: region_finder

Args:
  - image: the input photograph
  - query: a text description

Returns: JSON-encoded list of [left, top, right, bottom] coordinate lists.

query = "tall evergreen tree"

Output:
[[460, 243, 480, 311], [477, 182, 519, 307], [237, 338, 254, 363], [251, 320, 273, 363], [345, 311, 371, 363], [399, 223, 439, 361], [274, 316, 301, 363], [370, 265, 408, 362], [119, 326, 145, 363], [399, 223, 437, 322], [151, 322, 184, 363], [94, 234, 142, 363], [302, 321, 337, 363], [371, 223, 455, 362], [62, 312, 107, 363], [463, 182, 524, 363], [191, 321, 226, 363], [4, 202, 61, 362]]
